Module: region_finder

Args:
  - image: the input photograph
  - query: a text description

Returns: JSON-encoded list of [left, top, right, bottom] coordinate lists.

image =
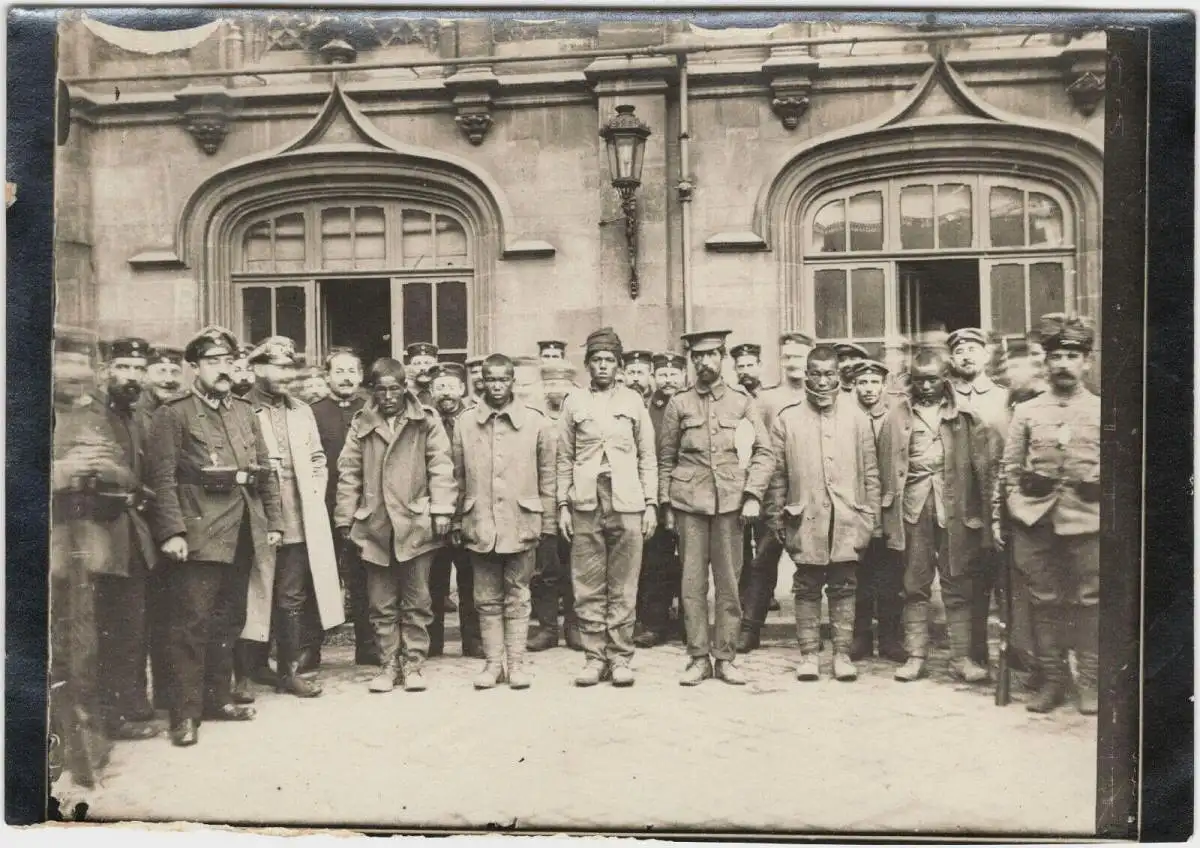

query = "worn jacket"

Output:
[[242, 389, 345, 641], [453, 400, 556, 555], [333, 392, 457, 567], [556, 384, 657, 514], [310, 392, 367, 513], [145, 389, 282, 573], [52, 394, 137, 577], [950, 375, 1010, 439], [878, 393, 998, 573], [1001, 387, 1100, 536], [658, 379, 773, 516], [105, 400, 158, 573], [765, 394, 881, 565]]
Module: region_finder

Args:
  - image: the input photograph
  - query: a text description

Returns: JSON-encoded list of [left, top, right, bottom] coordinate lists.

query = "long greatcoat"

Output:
[[765, 394, 881, 565], [105, 401, 158, 573], [877, 392, 999, 576], [241, 396, 346, 642], [333, 393, 457, 567]]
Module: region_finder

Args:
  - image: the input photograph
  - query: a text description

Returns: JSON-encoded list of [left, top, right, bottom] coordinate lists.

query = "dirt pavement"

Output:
[[68, 602, 1097, 837]]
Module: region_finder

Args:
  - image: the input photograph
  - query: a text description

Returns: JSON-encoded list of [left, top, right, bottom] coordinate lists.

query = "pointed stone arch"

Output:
[[172, 83, 553, 351]]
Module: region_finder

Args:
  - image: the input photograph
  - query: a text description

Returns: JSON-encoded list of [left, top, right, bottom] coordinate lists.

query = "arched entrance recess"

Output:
[[754, 60, 1104, 359]]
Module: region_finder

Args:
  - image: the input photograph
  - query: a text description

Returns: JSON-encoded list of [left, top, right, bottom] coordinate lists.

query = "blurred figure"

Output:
[[835, 342, 870, 393], [427, 363, 483, 659], [405, 343, 439, 405], [512, 355, 544, 410], [292, 367, 330, 405], [730, 342, 764, 397], [465, 356, 486, 403], [230, 345, 255, 398], [537, 340, 567, 364]]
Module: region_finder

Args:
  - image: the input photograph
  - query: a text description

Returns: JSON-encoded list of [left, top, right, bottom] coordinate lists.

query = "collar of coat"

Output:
[[950, 374, 998, 396], [191, 381, 233, 410], [858, 397, 889, 419], [246, 385, 300, 412], [693, 377, 729, 399], [895, 389, 974, 424], [353, 392, 431, 436], [473, 399, 530, 429]]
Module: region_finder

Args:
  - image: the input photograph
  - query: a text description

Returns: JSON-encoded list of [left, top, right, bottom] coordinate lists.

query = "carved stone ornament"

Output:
[[771, 94, 811, 131], [455, 111, 493, 146], [175, 87, 237, 156], [1065, 71, 1105, 117]]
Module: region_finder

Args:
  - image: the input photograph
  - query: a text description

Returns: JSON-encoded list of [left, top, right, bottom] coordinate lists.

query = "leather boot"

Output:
[[877, 585, 907, 662], [1073, 605, 1099, 715], [830, 595, 858, 681], [947, 605, 989, 683], [850, 590, 875, 661], [505, 617, 532, 690], [427, 616, 445, 658], [564, 622, 584, 651], [231, 641, 256, 704], [246, 640, 280, 688], [473, 615, 505, 690], [1027, 606, 1067, 713], [736, 626, 761, 653], [276, 611, 322, 698], [527, 625, 559, 652], [894, 600, 928, 682]]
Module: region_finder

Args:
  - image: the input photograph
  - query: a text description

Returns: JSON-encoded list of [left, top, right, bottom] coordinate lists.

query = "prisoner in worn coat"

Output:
[[765, 395, 881, 566]]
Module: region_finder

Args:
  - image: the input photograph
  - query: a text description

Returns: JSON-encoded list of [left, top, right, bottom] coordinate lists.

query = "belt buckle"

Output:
[[235, 470, 250, 485]]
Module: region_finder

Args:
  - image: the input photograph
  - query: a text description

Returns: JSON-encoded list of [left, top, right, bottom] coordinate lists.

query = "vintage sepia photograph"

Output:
[[29, 5, 1152, 838]]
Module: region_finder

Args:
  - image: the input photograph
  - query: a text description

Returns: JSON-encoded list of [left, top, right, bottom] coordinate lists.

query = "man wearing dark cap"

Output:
[[134, 344, 187, 710], [94, 337, 161, 740], [730, 342, 764, 397], [145, 326, 283, 746], [538, 340, 567, 364], [51, 326, 141, 783], [632, 351, 687, 648], [237, 337, 345, 700], [231, 344, 256, 398], [427, 362, 483, 658], [557, 327, 658, 687], [527, 361, 583, 652], [835, 342, 870, 393], [660, 330, 773, 685], [849, 359, 906, 663], [405, 342, 439, 406], [622, 350, 655, 402], [999, 315, 1099, 715], [736, 331, 812, 652]]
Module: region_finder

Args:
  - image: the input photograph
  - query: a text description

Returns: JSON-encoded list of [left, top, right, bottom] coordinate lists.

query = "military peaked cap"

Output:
[[730, 343, 762, 359], [184, 325, 239, 364]]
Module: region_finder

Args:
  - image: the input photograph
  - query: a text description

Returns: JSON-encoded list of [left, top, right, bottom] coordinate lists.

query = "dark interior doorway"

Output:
[[898, 259, 981, 339], [321, 278, 391, 367]]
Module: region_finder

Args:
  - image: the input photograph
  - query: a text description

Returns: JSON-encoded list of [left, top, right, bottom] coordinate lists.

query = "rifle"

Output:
[[995, 538, 1013, 706]]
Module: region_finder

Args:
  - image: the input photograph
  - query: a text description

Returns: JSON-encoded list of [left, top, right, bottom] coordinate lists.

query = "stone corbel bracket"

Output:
[[1059, 39, 1106, 117], [175, 85, 238, 155], [446, 65, 501, 145], [762, 52, 819, 131]]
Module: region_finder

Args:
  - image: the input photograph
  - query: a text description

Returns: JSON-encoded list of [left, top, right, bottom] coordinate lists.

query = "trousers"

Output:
[[364, 551, 435, 667], [430, 546, 480, 651], [677, 510, 744, 661], [570, 475, 644, 666], [738, 529, 787, 633], [1012, 520, 1099, 609], [471, 548, 537, 621], [530, 535, 575, 631], [635, 525, 681, 635], [852, 537, 904, 649], [902, 500, 972, 611], [95, 550, 152, 721], [164, 520, 253, 722]]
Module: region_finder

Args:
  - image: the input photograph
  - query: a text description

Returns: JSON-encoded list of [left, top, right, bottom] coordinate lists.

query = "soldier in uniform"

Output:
[[237, 337, 345, 700], [730, 342, 764, 397], [633, 351, 686, 648], [95, 337, 161, 740], [765, 344, 881, 683], [405, 342, 440, 406], [451, 353, 557, 689], [538, 340, 567, 364], [145, 326, 283, 747], [427, 363, 483, 658], [948, 327, 1018, 669], [465, 356, 486, 403], [736, 331, 812, 652], [134, 345, 186, 710], [848, 360, 906, 663], [835, 342, 870, 393], [557, 327, 658, 687], [659, 330, 772, 686], [334, 358, 457, 694], [1000, 315, 1099, 715], [230, 344, 255, 398], [879, 349, 997, 684], [51, 326, 139, 784], [528, 362, 583, 652], [622, 350, 655, 403], [311, 348, 376, 665]]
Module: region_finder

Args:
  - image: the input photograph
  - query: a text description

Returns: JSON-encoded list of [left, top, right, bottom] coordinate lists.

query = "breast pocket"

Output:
[[610, 412, 638, 452], [679, 415, 706, 454], [715, 416, 741, 455]]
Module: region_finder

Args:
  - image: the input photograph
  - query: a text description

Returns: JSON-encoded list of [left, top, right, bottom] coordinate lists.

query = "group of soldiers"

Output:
[[50, 310, 1099, 784]]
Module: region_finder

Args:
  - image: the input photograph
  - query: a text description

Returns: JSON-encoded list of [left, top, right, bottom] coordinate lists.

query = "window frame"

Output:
[[804, 260, 896, 351]]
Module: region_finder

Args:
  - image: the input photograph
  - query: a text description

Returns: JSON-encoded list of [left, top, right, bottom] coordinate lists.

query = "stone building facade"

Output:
[[55, 14, 1105, 379]]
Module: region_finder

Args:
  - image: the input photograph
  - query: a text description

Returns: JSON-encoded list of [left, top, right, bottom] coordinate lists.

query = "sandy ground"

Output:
[[60, 589, 1097, 837]]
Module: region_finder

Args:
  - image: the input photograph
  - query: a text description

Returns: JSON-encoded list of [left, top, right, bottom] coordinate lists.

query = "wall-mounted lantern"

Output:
[[599, 104, 651, 299]]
